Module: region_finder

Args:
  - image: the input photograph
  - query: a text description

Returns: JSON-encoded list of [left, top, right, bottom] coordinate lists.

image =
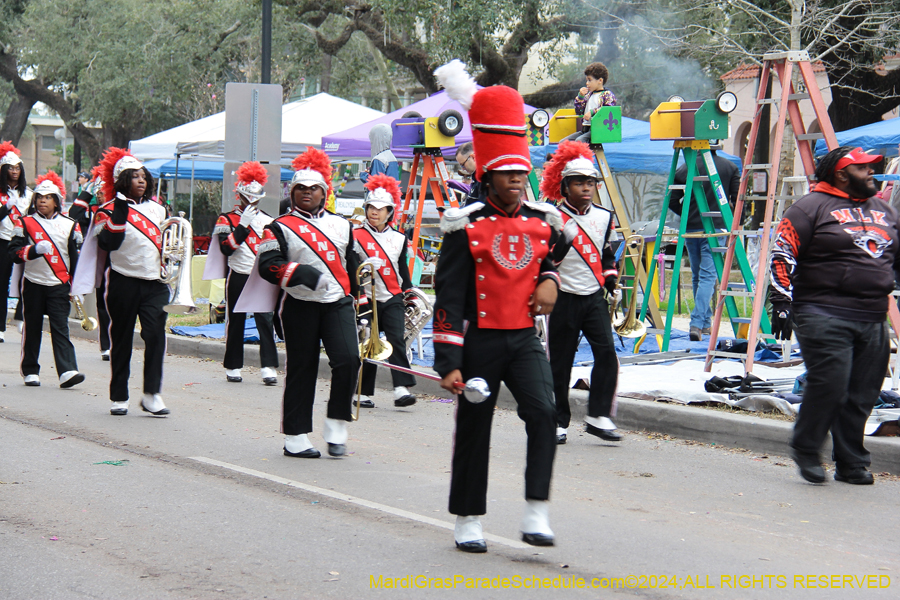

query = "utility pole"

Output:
[[261, 0, 272, 84]]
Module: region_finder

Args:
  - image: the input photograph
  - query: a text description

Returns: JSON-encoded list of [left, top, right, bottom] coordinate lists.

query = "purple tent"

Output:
[[321, 89, 536, 160]]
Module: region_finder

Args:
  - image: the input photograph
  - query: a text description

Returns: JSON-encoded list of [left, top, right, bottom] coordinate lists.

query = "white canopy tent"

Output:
[[129, 93, 384, 162]]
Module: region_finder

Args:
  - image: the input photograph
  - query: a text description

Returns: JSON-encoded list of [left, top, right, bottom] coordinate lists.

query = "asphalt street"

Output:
[[1, 330, 898, 599]]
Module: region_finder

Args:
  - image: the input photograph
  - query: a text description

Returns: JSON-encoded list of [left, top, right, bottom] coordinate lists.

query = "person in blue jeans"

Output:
[[667, 145, 741, 341]]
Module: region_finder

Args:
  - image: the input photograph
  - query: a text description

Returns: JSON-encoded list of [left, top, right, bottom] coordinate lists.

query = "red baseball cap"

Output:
[[835, 147, 883, 171]]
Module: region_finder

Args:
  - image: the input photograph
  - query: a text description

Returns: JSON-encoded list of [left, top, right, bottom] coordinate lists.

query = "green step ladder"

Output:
[[638, 140, 770, 351]]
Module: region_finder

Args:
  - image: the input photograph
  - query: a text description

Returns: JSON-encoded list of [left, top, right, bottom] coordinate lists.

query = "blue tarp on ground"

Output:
[[814, 119, 900, 157], [170, 317, 267, 343], [143, 159, 294, 182], [529, 118, 743, 175]]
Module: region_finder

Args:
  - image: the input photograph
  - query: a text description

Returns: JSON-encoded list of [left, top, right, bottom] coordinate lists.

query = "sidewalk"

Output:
[[36, 309, 900, 475]]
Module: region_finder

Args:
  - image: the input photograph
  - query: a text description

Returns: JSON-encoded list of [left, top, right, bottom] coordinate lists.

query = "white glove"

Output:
[[35, 240, 52, 255], [562, 218, 578, 244], [363, 256, 384, 270], [239, 205, 258, 228]]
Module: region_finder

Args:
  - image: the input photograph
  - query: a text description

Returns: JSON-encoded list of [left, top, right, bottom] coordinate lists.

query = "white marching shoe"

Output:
[[0, 330, 5, 342], [100, 350, 110, 361], [393, 386, 417, 407], [556, 426, 567, 445], [584, 415, 622, 442], [260, 367, 278, 386], [521, 500, 555, 546], [323, 418, 348, 457], [140, 393, 170, 416], [24, 374, 40, 387], [454, 516, 486, 553], [283, 433, 320, 458], [357, 394, 375, 409], [110, 401, 129, 416], [59, 371, 85, 389], [225, 368, 242, 383]]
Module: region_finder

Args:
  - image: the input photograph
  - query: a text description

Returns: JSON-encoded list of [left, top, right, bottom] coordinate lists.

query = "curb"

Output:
[[27, 309, 900, 475]]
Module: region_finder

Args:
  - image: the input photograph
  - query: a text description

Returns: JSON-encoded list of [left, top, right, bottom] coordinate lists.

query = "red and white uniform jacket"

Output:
[[433, 198, 563, 377], [9, 212, 82, 287], [257, 207, 359, 304], [557, 201, 617, 295], [352, 221, 412, 303], [0, 188, 33, 241], [94, 197, 166, 281], [213, 207, 274, 276], [770, 182, 900, 322]]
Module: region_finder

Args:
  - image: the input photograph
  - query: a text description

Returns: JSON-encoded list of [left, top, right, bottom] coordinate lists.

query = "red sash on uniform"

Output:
[[127, 207, 163, 252], [562, 213, 606, 285], [353, 228, 402, 295], [224, 212, 262, 255], [22, 216, 70, 284], [279, 214, 351, 295]]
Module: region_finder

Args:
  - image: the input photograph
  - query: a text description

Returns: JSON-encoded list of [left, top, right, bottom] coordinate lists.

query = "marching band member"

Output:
[[256, 147, 360, 458], [540, 141, 621, 445], [0, 141, 32, 342], [353, 174, 418, 408], [69, 168, 111, 360], [208, 161, 278, 385], [8, 171, 84, 388], [79, 148, 170, 417], [433, 61, 572, 552]]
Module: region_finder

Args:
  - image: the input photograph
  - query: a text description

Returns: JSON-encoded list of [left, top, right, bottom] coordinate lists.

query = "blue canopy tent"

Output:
[[529, 116, 741, 174], [143, 159, 293, 181], [814, 118, 900, 157]]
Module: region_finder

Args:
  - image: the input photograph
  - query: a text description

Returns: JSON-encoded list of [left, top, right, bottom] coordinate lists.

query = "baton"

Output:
[[363, 358, 491, 403]]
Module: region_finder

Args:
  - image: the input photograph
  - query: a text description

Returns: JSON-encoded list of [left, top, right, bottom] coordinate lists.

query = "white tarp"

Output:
[[129, 93, 384, 161]]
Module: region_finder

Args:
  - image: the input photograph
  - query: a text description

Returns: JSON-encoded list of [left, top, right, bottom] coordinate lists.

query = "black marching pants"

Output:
[[360, 294, 416, 395], [96, 276, 110, 352], [0, 238, 12, 332], [280, 295, 359, 435], [791, 312, 889, 470], [449, 327, 557, 516], [20, 280, 78, 377], [549, 289, 619, 428], [223, 270, 278, 370], [104, 270, 169, 402]]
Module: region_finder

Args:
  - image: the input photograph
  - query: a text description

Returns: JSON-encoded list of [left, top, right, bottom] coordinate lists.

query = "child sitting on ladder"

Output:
[[566, 62, 617, 143]]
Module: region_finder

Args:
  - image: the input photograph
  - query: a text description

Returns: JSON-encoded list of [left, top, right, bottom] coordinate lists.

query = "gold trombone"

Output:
[[354, 258, 393, 420], [609, 234, 647, 339]]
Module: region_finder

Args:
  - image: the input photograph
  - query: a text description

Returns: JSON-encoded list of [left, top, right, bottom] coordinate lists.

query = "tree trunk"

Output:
[[320, 54, 332, 93], [0, 95, 37, 145]]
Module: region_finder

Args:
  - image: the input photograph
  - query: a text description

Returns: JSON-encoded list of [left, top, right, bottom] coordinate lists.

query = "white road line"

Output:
[[190, 456, 531, 550]]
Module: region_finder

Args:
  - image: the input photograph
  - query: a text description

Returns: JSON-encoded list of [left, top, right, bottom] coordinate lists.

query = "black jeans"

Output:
[[21, 280, 78, 377], [279, 295, 359, 435], [360, 294, 416, 395], [449, 326, 556, 516], [223, 270, 278, 370], [549, 289, 618, 427], [791, 312, 889, 469]]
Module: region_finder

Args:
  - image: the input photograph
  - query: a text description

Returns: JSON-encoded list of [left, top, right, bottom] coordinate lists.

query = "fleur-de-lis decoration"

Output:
[[603, 113, 619, 132]]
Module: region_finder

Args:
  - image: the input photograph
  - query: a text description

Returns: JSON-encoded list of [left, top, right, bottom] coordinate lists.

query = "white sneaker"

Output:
[[24, 374, 40, 387], [260, 367, 278, 385], [140, 393, 170, 416], [110, 401, 129, 415], [454, 516, 486, 552], [225, 368, 242, 382], [59, 371, 85, 389], [521, 500, 555, 546]]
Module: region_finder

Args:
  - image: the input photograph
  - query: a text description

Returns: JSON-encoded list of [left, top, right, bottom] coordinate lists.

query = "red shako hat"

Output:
[[539, 141, 599, 202], [235, 161, 268, 202], [435, 60, 531, 181], [363, 173, 402, 224]]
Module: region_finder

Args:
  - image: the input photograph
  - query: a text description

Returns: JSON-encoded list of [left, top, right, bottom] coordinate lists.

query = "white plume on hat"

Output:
[[434, 60, 478, 110]]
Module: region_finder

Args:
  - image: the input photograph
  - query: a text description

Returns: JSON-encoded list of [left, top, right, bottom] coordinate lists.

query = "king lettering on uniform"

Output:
[[557, 201, 618, 295], [432, 199, 564, 377]]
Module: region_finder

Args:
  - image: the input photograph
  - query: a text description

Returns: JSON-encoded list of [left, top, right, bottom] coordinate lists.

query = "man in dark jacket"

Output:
[[668, 145, 741, 341], [770, 146, 900, 485]]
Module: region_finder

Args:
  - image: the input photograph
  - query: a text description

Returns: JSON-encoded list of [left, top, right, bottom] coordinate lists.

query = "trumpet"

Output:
[[71, 296, 98, 331], [354, 258, 393, 420], [609, 234, 647, 339], [160, 212, 197, 315]]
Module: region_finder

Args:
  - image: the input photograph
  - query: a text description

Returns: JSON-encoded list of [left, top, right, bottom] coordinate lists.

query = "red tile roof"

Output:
[[721, 62, 826, 81]]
